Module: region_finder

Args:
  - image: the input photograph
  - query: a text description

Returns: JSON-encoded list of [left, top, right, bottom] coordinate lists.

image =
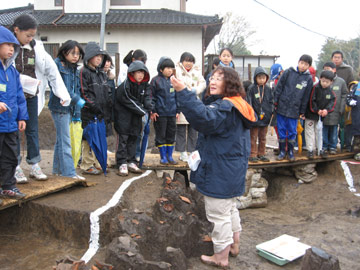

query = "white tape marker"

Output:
[[81, 170, 152, 263]]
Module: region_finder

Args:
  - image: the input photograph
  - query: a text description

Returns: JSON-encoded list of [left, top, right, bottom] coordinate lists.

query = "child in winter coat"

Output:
[[322, 62, 348, 154], [80, 42, 112, 175], [175, 52, 206, 161], [274, 54, 313, 161], [50, 40, 85, 179], [346, 81, 360, 159], [114, 61, 153, 176], [0, 26, 28, 199], [247, 67, 273, 162], [150, 57, 178, 165], [304, 70, 336, 159]]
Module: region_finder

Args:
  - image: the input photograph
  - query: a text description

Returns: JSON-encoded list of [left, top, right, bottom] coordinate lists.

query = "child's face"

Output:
[[219, 50, 232, 66], [64, 46, 81, 64], [133, 70, 145, 83], [88, 54, 103, 69], [14, 27, 36, 46], [103, 60, 112, 72], [320, 78, 332, 89], [256, 74, 267, 86], [182, 60, 194, 70], [323, 66, 336, 73], [161, 67, 173, 78], [0, 43, 15, 61], [298, 61, 310, 73]]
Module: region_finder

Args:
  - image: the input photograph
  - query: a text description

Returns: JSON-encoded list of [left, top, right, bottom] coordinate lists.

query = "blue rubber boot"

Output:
[[158, 145, 168, 165], [276, 140, 287, 161], [166, 145, 177, 165], [288, 140, 295, 162]]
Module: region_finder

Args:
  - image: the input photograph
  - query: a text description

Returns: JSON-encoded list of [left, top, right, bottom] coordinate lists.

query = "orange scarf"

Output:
[[223, 96, 256, 122]]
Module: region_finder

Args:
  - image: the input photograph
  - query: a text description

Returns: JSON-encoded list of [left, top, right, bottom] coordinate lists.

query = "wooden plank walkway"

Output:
[[141, 151, 355, 170], [0, 176, 87, 211]]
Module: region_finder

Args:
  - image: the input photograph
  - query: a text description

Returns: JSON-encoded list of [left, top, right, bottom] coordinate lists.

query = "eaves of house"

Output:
[[0, 4, 222, 50]]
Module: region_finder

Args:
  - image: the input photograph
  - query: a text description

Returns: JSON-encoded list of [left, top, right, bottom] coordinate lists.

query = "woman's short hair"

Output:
[[206, 66, 245, 98]]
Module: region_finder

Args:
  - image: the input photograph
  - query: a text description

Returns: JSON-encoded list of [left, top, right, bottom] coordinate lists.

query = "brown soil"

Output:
[[1, 107, 360, 269]]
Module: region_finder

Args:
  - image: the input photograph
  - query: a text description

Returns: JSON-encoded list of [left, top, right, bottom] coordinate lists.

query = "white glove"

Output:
[[349, 100, 357, 106]]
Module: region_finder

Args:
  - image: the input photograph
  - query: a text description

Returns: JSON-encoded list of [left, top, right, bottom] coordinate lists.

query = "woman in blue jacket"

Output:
[[171, 66, 256, 269]]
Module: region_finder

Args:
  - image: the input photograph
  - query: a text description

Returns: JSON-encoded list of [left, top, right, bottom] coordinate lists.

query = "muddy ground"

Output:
[[1, 107, 360, 269]]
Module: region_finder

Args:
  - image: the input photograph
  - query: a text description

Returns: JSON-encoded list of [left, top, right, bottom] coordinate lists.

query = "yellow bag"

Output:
[[70, 121, 83, 168]]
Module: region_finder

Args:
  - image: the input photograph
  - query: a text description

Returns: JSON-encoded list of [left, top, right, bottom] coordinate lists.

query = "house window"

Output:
[[43, 43, 60, 59], [55, 0, 63, 6], [110, 0, 141, 5], [106, 43, 119, 56]]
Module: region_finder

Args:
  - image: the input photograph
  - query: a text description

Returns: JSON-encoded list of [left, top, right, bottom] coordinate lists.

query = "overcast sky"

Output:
[[3, 0, 360, 69]]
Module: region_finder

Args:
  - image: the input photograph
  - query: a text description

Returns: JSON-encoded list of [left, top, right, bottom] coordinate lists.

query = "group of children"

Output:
[[247, 54, 359, 163]]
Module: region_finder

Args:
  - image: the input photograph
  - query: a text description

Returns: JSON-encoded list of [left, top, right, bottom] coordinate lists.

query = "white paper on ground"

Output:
[[257, 234, 311, 261], [188, 150, 201, 171], [19, 74, 40, 96]]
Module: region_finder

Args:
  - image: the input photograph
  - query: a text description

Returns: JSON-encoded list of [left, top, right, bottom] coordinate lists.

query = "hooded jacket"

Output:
[[305, 82, 336, 121], [114, 60, 153, 136], [323, 75, 347, 125], [150, 57, 178, 116], [246, 66, 273, 127], [346, 83, 360, 135], [80, 42, 112, 128], [274, 67, 313, 119], [176, 89, 256, 199], [0, 26, 28, 133]]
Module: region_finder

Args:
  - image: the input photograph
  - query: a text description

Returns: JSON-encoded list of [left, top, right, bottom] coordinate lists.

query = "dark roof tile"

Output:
[[0, 4, 221, 27]]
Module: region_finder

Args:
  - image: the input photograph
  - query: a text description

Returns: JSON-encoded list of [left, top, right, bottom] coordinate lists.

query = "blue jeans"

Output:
[[17, 96, 41, 165], [51, 111, 76, 177], [323, 125, 338, 150]]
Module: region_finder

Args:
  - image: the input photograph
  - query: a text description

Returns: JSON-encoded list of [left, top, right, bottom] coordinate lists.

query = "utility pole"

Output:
[[100, 0, 106, 50]]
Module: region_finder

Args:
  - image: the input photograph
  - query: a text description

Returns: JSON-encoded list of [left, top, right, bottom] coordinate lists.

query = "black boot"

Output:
[[288, 140, 295, 162], [276, 140, 287, 161]]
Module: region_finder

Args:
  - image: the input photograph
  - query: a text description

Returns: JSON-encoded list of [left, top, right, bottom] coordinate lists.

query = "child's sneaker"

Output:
[[119, 164, 128, 176], [128, 163, 142, 174], [0, 187, 26, 199], [83, 166, 101, 175], [307, 151, 314, 159], [179, 152, 188, 161], [72, 174, 86, 180], [29, 164, 48, 181], [15, 166, 28, 184], [329, 149, 337, 155], [258, 155, 270, 162], [249, 157, 259, 162], [320, 150, 328, 158]]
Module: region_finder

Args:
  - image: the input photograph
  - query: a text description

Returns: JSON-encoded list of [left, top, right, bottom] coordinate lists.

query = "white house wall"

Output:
[[34, 0, 181, 12], [37, 26, 203, 77]]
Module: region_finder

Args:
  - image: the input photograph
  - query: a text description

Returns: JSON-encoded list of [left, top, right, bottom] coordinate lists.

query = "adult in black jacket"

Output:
[[114, 61, 153, 176]]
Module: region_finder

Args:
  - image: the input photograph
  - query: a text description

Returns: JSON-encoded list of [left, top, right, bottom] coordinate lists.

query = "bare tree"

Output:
[[215, 12, 256, 55]]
